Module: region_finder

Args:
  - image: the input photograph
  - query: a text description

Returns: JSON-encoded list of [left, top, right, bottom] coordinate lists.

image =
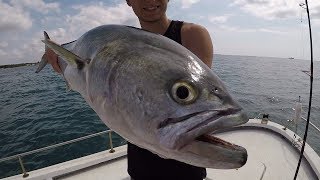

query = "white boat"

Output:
[[2, 117, 320, 180]]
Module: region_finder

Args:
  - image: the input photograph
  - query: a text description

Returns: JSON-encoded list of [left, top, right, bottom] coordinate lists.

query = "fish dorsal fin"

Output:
[[41, 39, 87, 70]]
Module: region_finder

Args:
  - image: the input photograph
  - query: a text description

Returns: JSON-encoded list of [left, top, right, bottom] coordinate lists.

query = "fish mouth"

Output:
[[191, 109, 246, 150], [196, 132, 242, 151], [158, 108, 247, 149], [157, 108, 248, 168]]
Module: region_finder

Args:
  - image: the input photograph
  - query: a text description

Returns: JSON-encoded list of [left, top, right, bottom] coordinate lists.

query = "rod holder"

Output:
[[108, 131, 115, 153], [261, 114, 269, 124], [18, 156, 29, 178]]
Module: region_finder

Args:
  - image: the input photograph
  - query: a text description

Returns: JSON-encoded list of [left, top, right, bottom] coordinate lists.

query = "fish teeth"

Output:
[[196, 134, 239, 150]]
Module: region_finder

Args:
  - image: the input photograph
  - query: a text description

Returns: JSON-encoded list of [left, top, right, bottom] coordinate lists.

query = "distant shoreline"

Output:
[[0, 62, 38, 69]]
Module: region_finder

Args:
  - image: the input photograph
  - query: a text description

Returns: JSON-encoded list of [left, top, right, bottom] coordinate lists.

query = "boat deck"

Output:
[[4, 119, 320, 180]]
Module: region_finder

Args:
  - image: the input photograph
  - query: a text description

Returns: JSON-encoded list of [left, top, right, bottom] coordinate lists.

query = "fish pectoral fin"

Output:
[[41, 39, 87, 70]]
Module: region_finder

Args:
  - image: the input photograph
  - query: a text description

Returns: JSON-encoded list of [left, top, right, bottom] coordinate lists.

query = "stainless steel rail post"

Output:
[[108, 131, 115, 153], [18, 156, 29, 178]]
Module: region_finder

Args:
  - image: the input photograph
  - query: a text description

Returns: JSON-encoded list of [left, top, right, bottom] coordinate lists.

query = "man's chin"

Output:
[[140, 15, 164, 23]]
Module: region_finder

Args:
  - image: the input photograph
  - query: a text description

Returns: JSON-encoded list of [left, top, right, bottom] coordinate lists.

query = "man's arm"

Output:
[[181, 23, 213, 68]]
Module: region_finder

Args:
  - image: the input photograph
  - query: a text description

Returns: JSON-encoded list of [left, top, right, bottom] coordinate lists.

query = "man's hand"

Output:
[[45, 47, 62, 73]]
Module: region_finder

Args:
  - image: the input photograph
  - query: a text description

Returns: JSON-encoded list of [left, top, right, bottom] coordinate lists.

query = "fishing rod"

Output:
[[293, 0, 314, 179]]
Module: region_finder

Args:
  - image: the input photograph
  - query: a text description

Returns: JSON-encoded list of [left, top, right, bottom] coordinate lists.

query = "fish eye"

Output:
[[171, 81, 198, 104]]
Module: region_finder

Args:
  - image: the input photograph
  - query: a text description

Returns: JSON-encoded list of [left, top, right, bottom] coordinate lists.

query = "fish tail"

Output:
[[41, 39, 86, 70], [35, 31, 50, 73]]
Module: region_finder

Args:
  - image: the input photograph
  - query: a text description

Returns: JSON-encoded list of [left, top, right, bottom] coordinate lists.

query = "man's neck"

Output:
[[139, 17, 171, 35]]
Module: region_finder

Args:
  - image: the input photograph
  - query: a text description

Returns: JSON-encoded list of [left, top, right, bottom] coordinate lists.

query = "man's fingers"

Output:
[[52, 62, 62, 73], [45, 52, 62, 73]]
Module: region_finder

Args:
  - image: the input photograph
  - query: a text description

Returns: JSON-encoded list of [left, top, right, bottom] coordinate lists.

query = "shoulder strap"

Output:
[[163, 20, 184, 44]]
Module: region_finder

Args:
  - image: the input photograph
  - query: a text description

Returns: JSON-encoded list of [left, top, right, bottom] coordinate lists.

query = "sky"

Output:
[[0, 0, 320, 65]]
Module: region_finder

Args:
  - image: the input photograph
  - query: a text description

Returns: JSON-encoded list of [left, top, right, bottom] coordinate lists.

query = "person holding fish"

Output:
[[124, 0, 213, 180], [44, 0, 216, 179]]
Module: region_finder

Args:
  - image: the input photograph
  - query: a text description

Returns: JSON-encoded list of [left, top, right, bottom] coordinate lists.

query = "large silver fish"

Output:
[[37, 25, 249, 169]]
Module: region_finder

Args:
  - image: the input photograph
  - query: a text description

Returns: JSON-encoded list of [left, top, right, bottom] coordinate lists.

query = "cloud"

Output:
[[0, 0, 60, 32], [0, 41, 8, 48], [9, 0, 60, 14], [313, 5, 320, 18], [66, 2, 138, 38], [215, 24, 285, 34], [180, 0, 200, 9], [208, 15, 232, 24], [0, 49, 6, 56], [8, 35, 44, 64], [258, 28, 285, 34], [0, 1, 32, 32], [11, 49, 23, 60], [22, 37, 43, 56], [0, 28, 48, 65], [47, 28, 66, 41], [231, 0, 320, 20], [0, 2, 141, 65]]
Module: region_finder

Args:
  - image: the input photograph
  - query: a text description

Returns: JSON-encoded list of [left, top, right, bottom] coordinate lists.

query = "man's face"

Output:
[[127, 0, 168, 22]]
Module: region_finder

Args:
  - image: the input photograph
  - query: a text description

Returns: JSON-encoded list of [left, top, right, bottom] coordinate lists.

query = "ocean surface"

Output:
[[0, 54, 319, 178]]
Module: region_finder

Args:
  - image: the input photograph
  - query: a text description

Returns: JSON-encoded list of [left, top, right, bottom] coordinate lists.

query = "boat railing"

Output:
[[301, 117, 320, 133], [0, 129, 116, 178], [255, 112, 320, 135], [1, 115, 320, 179]]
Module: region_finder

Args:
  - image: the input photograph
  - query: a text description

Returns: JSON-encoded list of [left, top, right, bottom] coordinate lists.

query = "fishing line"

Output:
[[299, 4, 306, 59], [293, 0, 314, 179]]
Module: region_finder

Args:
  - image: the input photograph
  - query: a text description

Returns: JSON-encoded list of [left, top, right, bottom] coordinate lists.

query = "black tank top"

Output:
[[127, 20, 207, 180], [163, 20, 183, 44]]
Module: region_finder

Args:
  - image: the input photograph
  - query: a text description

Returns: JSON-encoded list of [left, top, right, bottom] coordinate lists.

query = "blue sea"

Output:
[[0, 54, 319, 178]]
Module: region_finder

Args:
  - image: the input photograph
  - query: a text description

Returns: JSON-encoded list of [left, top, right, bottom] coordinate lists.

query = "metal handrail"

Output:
[[0, 130, 114, 163], [301, 117, 320, 133], [0, 129, 118, 178]]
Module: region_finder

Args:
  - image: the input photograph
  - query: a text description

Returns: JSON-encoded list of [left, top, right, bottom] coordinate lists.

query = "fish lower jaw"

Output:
[[195, 134, 242, 150], [179, 134, 248, 169], [174, 129, 242, 151], [173, 130, 241, 151]]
